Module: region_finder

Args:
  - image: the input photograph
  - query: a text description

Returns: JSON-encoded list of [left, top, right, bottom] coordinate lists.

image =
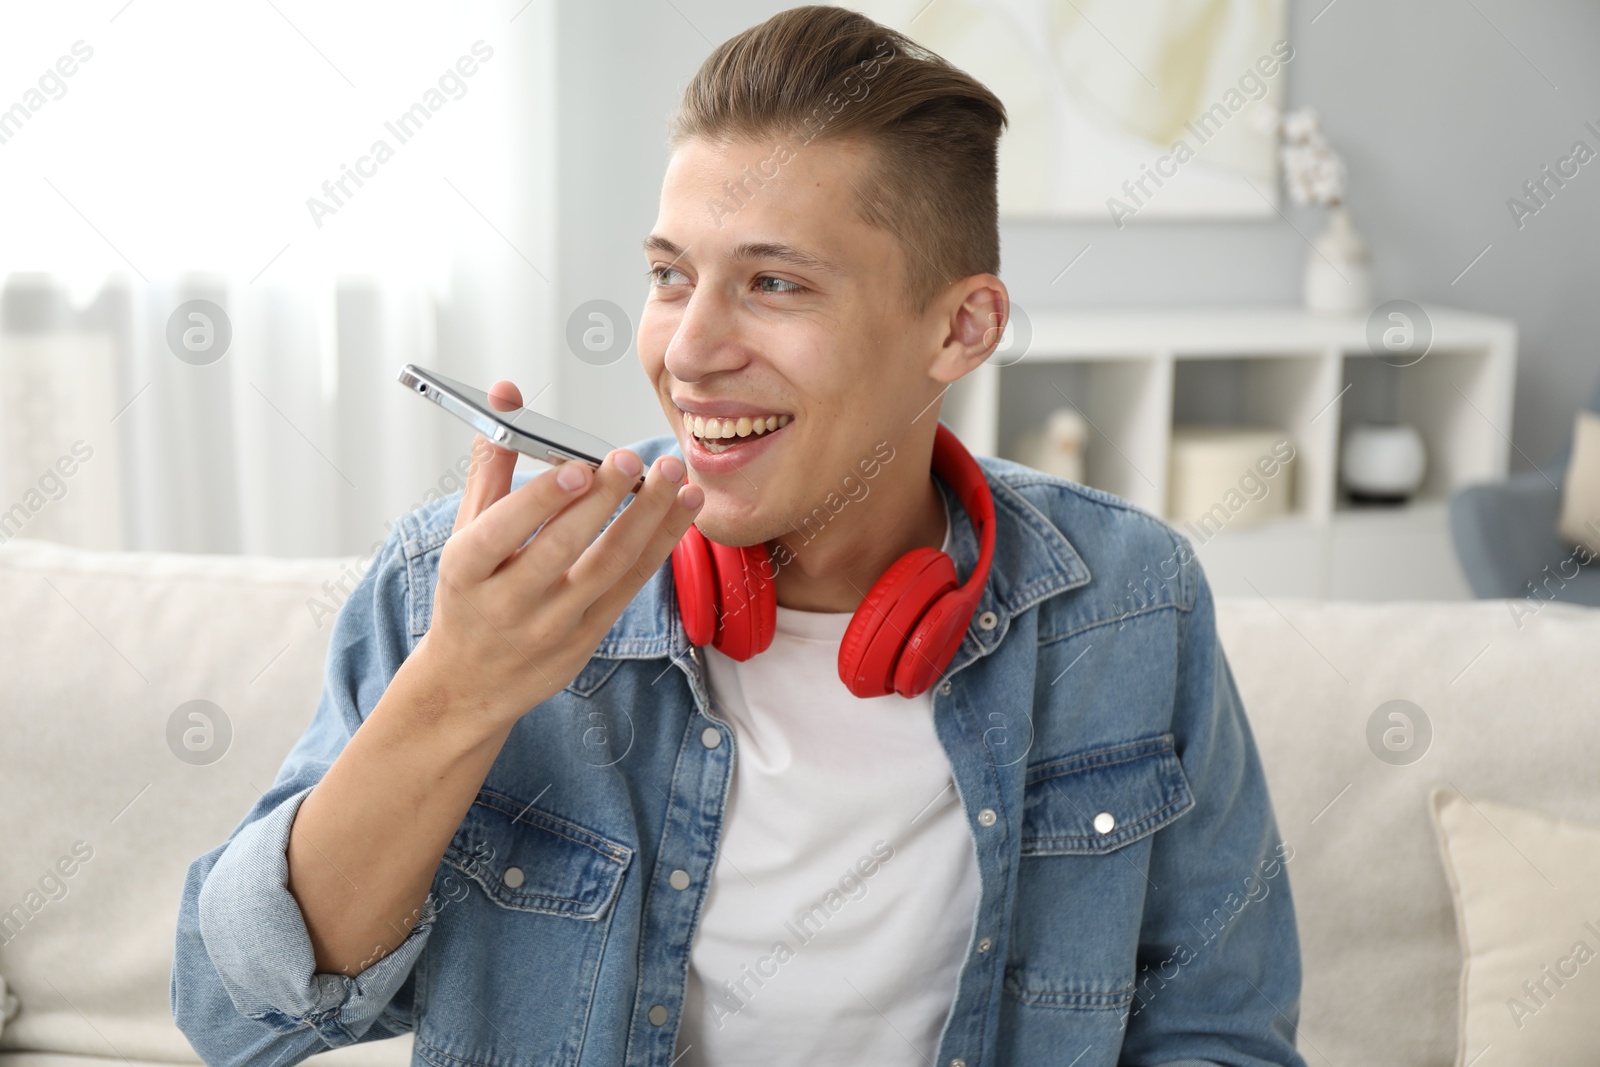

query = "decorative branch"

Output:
[[1258, 105, 1347, 208]]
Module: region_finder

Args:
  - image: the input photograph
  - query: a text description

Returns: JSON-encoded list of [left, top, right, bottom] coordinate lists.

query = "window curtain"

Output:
[[0, 0, 557, 557]]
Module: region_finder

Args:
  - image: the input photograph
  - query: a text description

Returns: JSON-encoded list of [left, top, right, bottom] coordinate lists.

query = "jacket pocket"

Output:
[[1003, 734, 1196, 1023], [440, 787, 632, 920], [1020, 733, 1194, 856], [416, 790, 634, 1067]]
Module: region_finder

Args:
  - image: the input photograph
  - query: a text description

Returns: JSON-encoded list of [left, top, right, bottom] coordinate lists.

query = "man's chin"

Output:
[[690, 517, 765, 550], [688, 498, 777, 551]]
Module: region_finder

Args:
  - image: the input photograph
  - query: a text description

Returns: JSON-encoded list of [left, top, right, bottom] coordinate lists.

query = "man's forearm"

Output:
[[285, 652, 515, 977]]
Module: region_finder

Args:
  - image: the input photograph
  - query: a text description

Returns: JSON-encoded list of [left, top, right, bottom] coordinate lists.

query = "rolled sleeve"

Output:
[[172, 517, 435, 1063], [196, 783, 438, 1033]]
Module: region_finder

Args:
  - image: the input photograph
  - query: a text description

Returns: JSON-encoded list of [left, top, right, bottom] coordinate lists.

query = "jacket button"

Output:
[[502, 866, 525, 888], [701, 726, 722, 748], [1094, 811, 1116, 834], [669, 868, 691, 890], [648, 1004, 668, 1026], [976, 936, 992, 954], [950, 1059, 968, 1067], [977, 610, 998, 630], [977, 808, 997, 827], [939, 680, 952, 695]]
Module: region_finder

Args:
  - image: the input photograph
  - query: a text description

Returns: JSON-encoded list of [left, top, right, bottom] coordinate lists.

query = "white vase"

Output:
[[1304, 206, 1373, 316], [1340, 422, 1426, 504]]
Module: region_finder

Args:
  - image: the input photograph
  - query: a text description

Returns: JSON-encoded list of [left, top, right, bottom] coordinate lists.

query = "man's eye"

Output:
[[756, 276, 803, 295], [647, 266, 687, 286]]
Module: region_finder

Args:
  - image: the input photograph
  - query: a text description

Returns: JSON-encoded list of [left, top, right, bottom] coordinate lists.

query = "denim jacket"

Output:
[[171, 428, 1306, 1067]]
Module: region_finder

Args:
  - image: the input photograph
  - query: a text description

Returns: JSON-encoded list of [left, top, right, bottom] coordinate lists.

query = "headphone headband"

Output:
[[931, 421, 996, 609]]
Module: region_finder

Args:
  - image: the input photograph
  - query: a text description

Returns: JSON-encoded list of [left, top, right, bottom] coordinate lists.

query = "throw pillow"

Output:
[[1429, 786, 1600, 1066], [1556, 409, 1600, 555], [0, 973, 16, 1037]]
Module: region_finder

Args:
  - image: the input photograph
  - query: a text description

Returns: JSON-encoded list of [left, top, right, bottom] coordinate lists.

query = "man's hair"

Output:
[[669, 5, 1008, 317]]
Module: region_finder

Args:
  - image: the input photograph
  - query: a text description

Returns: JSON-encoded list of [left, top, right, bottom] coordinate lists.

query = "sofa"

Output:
[[2, 533, 1597, 1066]]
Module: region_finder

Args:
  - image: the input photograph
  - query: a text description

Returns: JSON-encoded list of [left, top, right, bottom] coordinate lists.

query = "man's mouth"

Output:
[[680, 410, 792, 454]]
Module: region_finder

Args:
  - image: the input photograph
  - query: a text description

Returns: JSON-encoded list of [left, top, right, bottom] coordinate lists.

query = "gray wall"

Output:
[[556, 0, 1600, 472]]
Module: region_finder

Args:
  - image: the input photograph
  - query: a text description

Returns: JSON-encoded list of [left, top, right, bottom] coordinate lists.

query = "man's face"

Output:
[[639, 135, 947, 548]]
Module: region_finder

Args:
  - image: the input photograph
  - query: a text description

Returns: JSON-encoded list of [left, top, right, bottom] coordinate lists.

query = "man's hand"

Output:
[[413, 379, 702, 731]]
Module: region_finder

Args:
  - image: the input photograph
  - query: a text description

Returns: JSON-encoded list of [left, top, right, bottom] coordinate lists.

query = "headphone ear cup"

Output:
[[672, 527, 718, 648], [706, 539, 776, 661], [838, 547, 958, 698], [893, 589, 977, 698]]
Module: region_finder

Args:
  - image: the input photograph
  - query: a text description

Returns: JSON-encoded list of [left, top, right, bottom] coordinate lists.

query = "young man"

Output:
[[173, 7, 1306, 1066]]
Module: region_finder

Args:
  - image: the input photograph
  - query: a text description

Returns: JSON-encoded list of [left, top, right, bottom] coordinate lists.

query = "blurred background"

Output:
[[3, 0, 1598, 604]]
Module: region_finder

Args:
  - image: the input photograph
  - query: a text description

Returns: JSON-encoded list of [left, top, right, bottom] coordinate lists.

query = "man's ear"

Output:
[[929, 274, 1008, 385]]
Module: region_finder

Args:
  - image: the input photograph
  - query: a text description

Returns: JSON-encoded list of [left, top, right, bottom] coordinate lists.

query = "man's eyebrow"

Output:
[[641, 235, 844, 275], [642, 235, 689, 263]]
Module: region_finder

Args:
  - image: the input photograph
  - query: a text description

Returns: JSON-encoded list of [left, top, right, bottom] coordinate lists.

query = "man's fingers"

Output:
[[562, 455, 685, 593], [453, 459, 595, 583], [580, 479, 705, 629], [452, 380, 523, 535], [488, 448, 641, 586], [486, 380, 522, 412], [453, 433, 517, 534]]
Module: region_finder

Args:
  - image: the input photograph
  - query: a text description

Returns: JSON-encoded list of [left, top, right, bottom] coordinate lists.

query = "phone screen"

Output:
[[425, 368, 619, 462]]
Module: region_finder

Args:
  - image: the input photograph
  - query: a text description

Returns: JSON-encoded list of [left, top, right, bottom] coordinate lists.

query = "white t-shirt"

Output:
[[673, 499, 981, 1065]]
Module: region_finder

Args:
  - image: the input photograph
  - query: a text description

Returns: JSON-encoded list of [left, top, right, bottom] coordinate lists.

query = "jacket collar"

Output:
[[592, 433, 1091, 676]]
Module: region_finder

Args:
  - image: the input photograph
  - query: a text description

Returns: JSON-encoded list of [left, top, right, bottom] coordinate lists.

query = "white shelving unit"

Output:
[[941, 305, 1518, 600]]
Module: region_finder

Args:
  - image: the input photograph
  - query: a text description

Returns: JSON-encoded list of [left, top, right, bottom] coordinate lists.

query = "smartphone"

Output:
[[398, 363, 645, 493]]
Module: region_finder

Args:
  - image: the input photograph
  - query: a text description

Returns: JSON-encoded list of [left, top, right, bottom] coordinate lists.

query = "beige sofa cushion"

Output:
[[0, 537, 409, 1065], [1430, 787, 1600, 1066], [1557, 410, 1600, 554]]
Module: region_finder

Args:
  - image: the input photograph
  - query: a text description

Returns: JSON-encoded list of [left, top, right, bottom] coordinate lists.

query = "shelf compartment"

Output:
[[1168, 353, 1340, 522], [1335, 345, 1508, 508], [996, 355, 1169, 515]]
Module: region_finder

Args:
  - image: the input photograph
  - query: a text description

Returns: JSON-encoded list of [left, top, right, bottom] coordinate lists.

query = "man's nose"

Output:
[[663, 285, 752, 381]]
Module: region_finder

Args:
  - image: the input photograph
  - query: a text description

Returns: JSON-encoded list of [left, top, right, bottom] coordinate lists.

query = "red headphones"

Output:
[[670, 423, 996, 699]]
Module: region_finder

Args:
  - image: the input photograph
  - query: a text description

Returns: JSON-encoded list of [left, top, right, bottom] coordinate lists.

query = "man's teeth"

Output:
[[682, 412, 792, 447]]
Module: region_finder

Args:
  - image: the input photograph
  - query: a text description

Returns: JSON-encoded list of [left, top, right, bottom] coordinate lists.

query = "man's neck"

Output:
[[768, 472, 948, 613]]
